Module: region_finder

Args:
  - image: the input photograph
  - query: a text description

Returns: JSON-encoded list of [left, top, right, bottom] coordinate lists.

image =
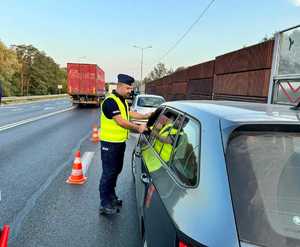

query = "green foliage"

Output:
[[0, 41, 66, 96], [143, 63, 173, 83], [0, 41, 20, 96]]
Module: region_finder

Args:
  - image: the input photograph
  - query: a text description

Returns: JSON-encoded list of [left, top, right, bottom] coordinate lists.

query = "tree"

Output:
[[0, 41, 66, 96], [0, 41, 20, 96], [12, 45, 39, 95], [175, 66, 185, 72], [12, 44, 67, 95], [261, 32, 276, 42], [143, 63, 173, 83]]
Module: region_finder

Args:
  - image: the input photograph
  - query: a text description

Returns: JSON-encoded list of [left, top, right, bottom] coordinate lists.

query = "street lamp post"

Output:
[[133, 45, 152, 93]]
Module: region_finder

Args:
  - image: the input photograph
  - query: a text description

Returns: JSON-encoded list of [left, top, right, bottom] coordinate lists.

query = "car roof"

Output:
[[136, 94, 165, 99], [164, 100, 300, 124]]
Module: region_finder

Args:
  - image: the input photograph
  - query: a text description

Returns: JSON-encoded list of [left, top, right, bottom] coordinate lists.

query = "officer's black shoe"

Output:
[[112, 197, 123, 208], [99, 204, 119, 215]]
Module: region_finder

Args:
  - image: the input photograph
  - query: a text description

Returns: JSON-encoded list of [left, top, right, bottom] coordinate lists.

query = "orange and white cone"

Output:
[[91, 125, 100, 143], [0, 224, 10, 247], [66, 151, 87, 185]]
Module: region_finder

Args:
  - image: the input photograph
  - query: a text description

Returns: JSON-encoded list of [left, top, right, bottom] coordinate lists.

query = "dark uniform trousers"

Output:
[[99, 140, 126, 206]]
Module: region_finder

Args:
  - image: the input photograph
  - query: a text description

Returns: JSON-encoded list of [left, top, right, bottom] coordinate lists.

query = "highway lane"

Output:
[[0, 99, 72, 127], [10, 135, 141, 247], [0, 100, 142, 246], [0, 103, 99, 241]]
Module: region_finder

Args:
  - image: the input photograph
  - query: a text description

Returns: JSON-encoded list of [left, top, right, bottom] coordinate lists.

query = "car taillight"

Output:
[[179, 241, 188, 247], [178, 241, 200, 247], [176, 230, 207, 247]]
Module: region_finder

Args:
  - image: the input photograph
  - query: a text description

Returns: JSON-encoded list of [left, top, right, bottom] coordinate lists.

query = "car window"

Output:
[[131, 97, 136, 108], [169, 117, 200, 187], [143, 106, 165, 141], [149, 109, 180, 154], [226, 129, 300, 247], [137, 96, 165, 108]]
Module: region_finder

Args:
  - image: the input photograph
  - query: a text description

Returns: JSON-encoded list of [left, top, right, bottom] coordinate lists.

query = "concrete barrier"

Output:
[[2, 94, 70, 104]]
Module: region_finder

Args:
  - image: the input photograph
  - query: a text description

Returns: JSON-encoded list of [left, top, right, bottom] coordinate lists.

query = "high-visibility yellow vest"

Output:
[[143, 147, 162, 173], [100, 94, 129, 142], [160, 128, 178, 162], [153, 123, 172, 153], [153, 123, 178, 162]]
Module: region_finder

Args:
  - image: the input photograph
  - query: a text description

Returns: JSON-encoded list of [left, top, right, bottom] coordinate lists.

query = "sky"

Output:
[[0, 0, 299, 82]]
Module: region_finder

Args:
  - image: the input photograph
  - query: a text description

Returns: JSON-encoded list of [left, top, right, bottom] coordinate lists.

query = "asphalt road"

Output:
[[0, 99, 141, 247], [0, 99, 73, 126]]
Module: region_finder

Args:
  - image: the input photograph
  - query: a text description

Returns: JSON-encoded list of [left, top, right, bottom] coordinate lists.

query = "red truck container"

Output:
[[67, 63, 105, 106]]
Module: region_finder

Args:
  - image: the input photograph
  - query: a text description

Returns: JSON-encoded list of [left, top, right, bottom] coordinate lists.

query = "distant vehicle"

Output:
[[132, 100, 300, 247], [67, 63, 105, 106], [131, 94, 165, 114], [126, 89, 140, 107], [105, 82, 117, 95]]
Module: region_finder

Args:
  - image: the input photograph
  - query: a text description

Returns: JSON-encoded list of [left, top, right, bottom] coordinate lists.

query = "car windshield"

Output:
[[137, 97, 164, 108], [226, 129, 300, 247]]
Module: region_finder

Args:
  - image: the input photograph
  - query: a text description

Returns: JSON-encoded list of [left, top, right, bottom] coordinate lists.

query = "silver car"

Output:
[[132, 100, 300, 247], [131, 94, 165, 115]]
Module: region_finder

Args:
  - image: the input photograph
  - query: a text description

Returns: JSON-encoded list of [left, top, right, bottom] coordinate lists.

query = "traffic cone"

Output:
[[66, 151, 87, 185], [91, 125, 99, 143], [0, 225, 10, 247]]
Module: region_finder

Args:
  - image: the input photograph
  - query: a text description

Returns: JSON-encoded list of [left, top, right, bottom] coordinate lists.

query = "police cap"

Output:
[[117, 74, 135, 85]]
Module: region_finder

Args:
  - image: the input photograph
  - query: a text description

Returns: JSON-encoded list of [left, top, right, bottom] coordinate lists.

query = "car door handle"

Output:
[[140, 173, 150, 184]]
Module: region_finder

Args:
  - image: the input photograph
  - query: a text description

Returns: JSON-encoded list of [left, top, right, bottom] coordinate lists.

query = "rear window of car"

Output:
[[137, 96, 165, 108], [226, 125, 300, 247]]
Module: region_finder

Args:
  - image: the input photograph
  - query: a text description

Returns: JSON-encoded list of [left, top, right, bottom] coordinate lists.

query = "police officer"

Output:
[[99, 74, 149, 215]]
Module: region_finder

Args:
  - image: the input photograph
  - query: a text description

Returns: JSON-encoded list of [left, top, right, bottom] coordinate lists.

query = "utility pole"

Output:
[[133, 45, 152, 93]]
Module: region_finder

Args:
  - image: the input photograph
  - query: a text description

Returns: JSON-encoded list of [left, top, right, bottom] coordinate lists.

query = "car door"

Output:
[[132, 107, 166, 230], [142, 109, 183, 247], [133, 133, 150, 223]]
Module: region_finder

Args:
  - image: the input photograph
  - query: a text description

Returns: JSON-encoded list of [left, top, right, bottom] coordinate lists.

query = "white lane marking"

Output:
[[0, 106, 17, 109], [0, 106, 76, 132], [12, 108, 24, 111], [3, 98, 70, 107], [43, 107, 55, 110], [81, 152, 95, 176]]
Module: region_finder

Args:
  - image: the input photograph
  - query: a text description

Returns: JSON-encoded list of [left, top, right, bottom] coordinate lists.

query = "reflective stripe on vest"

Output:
[[100, 94, 129, 142]]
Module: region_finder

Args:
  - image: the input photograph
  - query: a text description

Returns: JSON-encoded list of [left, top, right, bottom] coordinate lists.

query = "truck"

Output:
[[67, 63, 105, 106]]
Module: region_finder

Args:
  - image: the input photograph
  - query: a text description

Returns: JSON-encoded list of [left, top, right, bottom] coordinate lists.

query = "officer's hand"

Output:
[[144, 112, 152, 119], [137, 124, 147, 134]]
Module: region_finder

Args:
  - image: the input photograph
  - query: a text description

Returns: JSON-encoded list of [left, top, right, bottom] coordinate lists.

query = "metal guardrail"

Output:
[[2, 94, 69, 104]]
